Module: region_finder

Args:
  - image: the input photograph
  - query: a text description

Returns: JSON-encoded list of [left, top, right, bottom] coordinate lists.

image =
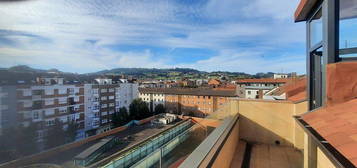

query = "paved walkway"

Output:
[[249, 144, 303, 168]]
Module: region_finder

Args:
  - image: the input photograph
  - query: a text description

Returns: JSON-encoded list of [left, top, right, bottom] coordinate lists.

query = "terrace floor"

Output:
[[230, 141, 303, 168]]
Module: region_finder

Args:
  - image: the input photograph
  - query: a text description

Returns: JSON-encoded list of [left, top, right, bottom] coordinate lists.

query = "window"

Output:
[[74, 105, 80, 111], [101, 88, 107, 93], [68, 88, 74, 94], [44, 109, 55, 116], [58, 88, 67, 94], [59, 108, 67, 113], [101, 96, 107, 101], [109, 103, 115, 107], [23, 101, 32, 108], [23, 90, 32, 96], [248, 91, 251, 95], [339, 0, 357, 58], [74, 96, 80, 102], [46, 119, 55, 126], [45, 89, 54, 95], [74, 88, 80, 94], [58, 97, 67, 104], [108, 88, 115, 92], [108, 96, 115, 100], [45, 99, 54, 106], [101, 104, 108, 108], [309, 8, 322, 47], [33, 111, 40, 120], [22, 111, 32, 119]]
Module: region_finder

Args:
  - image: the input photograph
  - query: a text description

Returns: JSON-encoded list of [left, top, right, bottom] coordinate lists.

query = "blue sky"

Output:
[[0, 0, 306, 74]]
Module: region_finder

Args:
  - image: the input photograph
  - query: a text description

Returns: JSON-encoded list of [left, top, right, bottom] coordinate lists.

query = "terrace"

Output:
[[179, 98, 307, 168]]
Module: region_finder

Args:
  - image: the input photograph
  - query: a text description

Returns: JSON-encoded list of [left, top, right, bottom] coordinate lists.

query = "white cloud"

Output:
[[0, 0, 306, 74], [243, 0, 300, 21], [177, 50, 305, 74]]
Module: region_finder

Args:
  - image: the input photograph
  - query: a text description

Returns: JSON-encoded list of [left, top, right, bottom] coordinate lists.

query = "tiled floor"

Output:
[[249, 144, 303, 168]]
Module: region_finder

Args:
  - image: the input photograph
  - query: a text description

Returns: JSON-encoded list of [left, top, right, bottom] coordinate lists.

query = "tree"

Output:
[[65, 121, 78, 143], [112, 107, 130, 128], [0, 123, 38, 159], [129, 99, 151, 120], [45, 119, 66, 149], [154, 104, 166, 115], [17, 123, 38, 155]]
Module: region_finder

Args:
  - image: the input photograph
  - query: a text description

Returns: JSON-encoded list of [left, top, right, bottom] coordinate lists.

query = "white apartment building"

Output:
[[138, 89, 165, 112], [84, 84, 100, 133], [84, 80, 138, 136], [273, 73, 289, 79], [244, 86, 272, 99], [115, 83, 139, 111]]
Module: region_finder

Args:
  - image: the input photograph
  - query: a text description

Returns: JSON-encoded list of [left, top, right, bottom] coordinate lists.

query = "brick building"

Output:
[[139, 88, 237, 117]]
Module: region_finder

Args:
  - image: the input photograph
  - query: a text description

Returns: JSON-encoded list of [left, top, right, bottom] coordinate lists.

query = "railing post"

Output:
[[159, 147, 163, 168]]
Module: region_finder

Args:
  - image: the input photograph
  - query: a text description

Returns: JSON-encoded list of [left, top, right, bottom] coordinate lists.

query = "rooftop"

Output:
[[302, 99, 357, 166], [139, 88, 238, 97], [236, 78, 291, 84]]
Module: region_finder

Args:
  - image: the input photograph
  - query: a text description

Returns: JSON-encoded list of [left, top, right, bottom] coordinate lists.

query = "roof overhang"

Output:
[[294, 0, 320, 22]]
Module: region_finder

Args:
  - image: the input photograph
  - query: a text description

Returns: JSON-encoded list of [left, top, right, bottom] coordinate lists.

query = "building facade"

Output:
[[139, 88, 237, 117], [273, 73, 288, 79], [84, 79, 138, 135], [0, 78, 86, 149]]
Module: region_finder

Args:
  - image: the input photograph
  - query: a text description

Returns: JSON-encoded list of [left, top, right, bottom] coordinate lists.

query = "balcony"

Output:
[[179, 99, 306, 168]]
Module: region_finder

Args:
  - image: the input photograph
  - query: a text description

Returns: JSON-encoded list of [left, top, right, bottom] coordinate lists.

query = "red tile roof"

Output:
[[208, 79, 221, 85], [302, 99, 357, 166], [269, 77, 307, 101], [326, 62, 357, 106], [288, 91, 306, 102]]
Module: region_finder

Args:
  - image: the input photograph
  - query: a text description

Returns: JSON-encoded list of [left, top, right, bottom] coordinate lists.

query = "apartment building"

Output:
[[273, 73, 288, 79], [139, 89, 165, 112], [84, 78, 138, 135], [0, 77, 86, 148], [0, 86, 16, 136], [139, 88, 237, 117], [235, 78, 291, 99]]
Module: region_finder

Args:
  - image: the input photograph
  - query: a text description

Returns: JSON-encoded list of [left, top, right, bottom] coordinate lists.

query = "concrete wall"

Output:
[[317, 147, 336, 168], [210, 118, 240, 168], [303, 132, 337, 168], [236, 99, 307, 150]]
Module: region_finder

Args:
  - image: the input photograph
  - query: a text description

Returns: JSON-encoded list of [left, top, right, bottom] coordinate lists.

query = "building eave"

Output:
[[294, 0, 320, 22]]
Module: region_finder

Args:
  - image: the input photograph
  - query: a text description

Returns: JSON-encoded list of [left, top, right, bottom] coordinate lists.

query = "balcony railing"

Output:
[[179, 113, 239, 168]]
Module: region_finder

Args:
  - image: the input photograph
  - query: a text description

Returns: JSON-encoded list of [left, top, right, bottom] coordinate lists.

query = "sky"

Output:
[[0, 0, 306, 74]]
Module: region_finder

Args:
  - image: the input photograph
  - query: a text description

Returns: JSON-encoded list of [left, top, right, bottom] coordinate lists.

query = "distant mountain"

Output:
[[93, 67, 203, 75], [5, 65, 64, 74], [0, 65, 287, 85]]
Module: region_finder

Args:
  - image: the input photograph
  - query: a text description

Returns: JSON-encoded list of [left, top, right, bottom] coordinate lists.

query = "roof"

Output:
[[139, 88, 237, 97], [75, 136, 114, 160], [302, 99, 357, 166], [294, 0, 319, 22], [245, 86, 274, 90], [269, 77, 307, 100], [236, 78, 291, 84], [208, 79, 221, 85], [287, 91, 306, 102]]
